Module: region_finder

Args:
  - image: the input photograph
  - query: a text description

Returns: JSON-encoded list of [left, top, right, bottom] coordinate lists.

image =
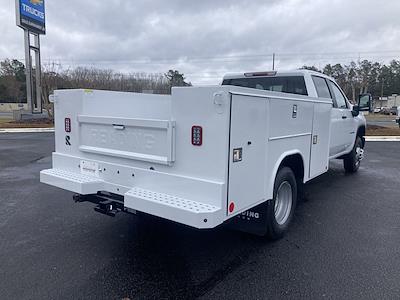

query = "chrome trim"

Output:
[[269, 132, 312, 141]]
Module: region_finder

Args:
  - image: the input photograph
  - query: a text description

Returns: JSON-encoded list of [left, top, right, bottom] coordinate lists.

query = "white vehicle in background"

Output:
[[40, 70, 370, 239]]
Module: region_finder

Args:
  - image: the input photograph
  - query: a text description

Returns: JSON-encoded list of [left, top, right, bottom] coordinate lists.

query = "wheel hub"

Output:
[[274, 181, 293, 225], [355, 147, 364, 166]]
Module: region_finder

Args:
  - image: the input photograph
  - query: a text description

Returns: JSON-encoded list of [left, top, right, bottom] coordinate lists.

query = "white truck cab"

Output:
[[40, 70, 370, 239], [222, 70, 367, 161]]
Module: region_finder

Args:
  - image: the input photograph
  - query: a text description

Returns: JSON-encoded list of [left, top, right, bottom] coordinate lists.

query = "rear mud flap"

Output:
[[225, 201, 269, 236]]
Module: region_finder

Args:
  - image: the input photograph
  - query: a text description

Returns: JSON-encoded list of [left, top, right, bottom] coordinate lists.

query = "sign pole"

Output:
[[16, 0, 45, 115], [33, 33, 42, 113], [24, 29, 33, 113]]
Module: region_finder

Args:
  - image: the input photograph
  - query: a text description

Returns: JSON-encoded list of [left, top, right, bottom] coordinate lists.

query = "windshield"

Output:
[[222, 76, 308, 96]]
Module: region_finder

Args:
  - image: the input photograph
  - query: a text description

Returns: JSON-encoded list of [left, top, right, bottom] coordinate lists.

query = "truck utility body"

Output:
[[41, 70, 368, 238]]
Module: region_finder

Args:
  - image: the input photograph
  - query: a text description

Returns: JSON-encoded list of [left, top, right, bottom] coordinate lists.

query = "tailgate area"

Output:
[[41, 88, 231, 228]]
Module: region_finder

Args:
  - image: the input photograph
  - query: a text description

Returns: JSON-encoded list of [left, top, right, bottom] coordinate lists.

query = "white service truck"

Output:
[[40, 70, 371, 239]]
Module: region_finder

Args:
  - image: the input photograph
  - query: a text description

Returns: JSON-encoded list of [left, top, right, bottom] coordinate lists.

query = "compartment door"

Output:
[[309, 103, 331, 178], [228, 95, 267, 216], [77, 115, 175, 165]]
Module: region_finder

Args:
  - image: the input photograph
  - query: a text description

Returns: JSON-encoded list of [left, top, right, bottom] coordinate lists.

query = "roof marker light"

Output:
[[244, 71, 277, 77]]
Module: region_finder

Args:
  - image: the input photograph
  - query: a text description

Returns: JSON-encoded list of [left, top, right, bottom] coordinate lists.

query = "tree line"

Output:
[[1, 58, 400, 116], [301, 60, 400, 101], [0, 59, 26, 104], [0, 59, 191, 117]]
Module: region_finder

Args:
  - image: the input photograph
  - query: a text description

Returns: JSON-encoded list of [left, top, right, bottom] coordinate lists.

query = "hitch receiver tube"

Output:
[[73, 192, 135, 217]]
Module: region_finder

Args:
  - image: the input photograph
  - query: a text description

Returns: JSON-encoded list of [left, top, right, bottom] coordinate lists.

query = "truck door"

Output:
[[227, 94, 267, 216], [328, 80, 355, 156], [312, 75, 354, 157], [309, 103, 331, 178]]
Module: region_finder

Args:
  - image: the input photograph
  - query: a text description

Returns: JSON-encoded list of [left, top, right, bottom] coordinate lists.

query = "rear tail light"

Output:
[[65, 118, 71, 132], [229, 202, 235, 213], [191, 126, 202, 146]]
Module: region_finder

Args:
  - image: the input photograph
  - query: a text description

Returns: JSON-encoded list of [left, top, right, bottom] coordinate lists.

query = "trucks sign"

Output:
[[16, 0, 46, 35]]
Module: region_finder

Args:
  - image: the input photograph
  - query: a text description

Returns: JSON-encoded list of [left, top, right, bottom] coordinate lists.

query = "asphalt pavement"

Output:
[[0, 133, 400, 299]]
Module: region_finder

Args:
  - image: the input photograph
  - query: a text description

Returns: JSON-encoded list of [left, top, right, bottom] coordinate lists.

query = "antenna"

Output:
[[272, 53, 275, 70]]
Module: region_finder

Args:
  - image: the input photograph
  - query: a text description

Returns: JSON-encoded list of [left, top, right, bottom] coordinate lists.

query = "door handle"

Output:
[[342, 116, 347, 119], [112, 124, 125, 130]]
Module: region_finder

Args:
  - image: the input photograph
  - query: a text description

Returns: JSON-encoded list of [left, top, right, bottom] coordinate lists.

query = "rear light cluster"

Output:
[[191, 126, 202, 146], [65, 118, 71, 132]]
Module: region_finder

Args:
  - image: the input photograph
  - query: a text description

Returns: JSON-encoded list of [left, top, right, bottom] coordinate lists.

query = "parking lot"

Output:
[[1, 132, 400, 299], [365, 114, 398, 128]]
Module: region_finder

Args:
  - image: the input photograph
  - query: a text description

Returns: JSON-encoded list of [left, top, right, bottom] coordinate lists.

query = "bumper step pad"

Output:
[[125, 187, 221, 228], [40, 169, 104, 194]]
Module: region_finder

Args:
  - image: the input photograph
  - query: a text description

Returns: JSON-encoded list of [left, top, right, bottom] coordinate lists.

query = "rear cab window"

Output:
[[222, 76, 308, 96]]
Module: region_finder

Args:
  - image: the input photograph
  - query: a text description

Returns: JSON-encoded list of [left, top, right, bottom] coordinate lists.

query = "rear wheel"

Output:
[[265, 167, 297, 240], [343, 136, 364, 173]]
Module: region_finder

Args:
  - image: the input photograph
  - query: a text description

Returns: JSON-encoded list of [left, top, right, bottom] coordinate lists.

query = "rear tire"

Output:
[[343, 136, 363, 173], [265, 167, 297, 240]]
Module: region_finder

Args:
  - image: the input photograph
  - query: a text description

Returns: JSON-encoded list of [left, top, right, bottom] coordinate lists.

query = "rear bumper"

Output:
[[40, 168, 224, 229]]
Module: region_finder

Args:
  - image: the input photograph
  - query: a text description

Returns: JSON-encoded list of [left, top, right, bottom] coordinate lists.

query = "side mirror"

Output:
[[352, 105, 360, 117], [358, 94, 372, 112]]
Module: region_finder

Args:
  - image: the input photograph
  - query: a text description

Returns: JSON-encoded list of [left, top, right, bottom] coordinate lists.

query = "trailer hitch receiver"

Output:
[[73, 193, 125, 217]]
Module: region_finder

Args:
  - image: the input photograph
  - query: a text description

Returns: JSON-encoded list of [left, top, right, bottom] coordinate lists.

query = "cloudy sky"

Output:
[[1, 0, 400, 84]]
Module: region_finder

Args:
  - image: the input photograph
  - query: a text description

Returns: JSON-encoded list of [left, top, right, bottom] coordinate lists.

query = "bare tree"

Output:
[[41, 62, 68, 118]]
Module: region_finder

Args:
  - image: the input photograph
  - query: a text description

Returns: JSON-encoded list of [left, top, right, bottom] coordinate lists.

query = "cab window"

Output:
[[329, 81, 347, 109], [222, 76, 308, 96], [312, 76, 331, 99]]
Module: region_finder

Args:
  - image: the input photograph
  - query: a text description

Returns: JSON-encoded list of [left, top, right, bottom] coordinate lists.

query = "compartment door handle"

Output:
[[112, 124, 125, 130]]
